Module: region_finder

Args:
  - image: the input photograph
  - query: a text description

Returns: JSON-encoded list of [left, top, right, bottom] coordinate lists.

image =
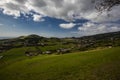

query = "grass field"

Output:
[[0, 47, 120, 80]]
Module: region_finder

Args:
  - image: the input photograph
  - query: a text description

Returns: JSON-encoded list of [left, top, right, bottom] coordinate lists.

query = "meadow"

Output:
[[0, 47, 120, 80]]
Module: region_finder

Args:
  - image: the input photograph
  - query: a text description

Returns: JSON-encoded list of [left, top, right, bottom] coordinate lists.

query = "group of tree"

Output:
[[93, 0, 120, 12]]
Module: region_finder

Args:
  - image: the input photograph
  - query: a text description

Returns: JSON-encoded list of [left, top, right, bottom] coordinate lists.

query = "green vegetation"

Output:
[[0, 47, 120, 80], [0, 31, 120, 54], [0, 31, 120, 80]]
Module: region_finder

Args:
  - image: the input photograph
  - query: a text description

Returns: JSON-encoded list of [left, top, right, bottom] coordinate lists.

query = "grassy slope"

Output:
[[0, 47, 120, 80]]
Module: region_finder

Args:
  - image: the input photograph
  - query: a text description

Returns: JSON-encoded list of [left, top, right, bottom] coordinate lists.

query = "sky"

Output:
[[0, 0, 120, 37]]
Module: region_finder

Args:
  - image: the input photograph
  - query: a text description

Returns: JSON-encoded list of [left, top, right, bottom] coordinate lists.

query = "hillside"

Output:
[[74, 31, 120, 51], [0, 31, 120, 54], [0, 47, 120, 80]]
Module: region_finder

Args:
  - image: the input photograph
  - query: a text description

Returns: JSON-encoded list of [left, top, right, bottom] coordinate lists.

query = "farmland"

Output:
[[0, 47, 120, 80], [0, 31, 120, 80]]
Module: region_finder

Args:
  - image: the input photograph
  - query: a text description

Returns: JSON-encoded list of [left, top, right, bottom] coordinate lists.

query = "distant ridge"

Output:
[[0, 31, 120, 40], [78, 31, 120, 39]]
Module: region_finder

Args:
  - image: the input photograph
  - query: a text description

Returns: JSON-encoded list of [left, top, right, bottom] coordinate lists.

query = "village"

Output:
[[0, 31, 120, 57]]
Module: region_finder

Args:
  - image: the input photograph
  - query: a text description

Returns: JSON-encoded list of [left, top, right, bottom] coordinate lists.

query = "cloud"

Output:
[[59, 23, 76, 29], [0, 0, 120, 36], [77, 22, 120, 36], [0, 0, 28, 18], [0, 0, 120, 23], [33, 14, 45, 22]]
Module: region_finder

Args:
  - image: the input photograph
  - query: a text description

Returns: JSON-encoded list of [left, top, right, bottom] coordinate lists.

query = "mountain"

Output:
[[78, 31, 120, 40], [73, 31, 120, 50], [0, 31, 120, 53]]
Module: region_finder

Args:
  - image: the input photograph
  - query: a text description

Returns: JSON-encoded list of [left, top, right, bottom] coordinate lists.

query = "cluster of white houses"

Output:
[[25, 48, 72, 56]]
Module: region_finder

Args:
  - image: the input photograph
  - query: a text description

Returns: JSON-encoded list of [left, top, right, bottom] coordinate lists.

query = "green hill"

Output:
[[1, 31, 120, 54], [0, 47, 120, 80]]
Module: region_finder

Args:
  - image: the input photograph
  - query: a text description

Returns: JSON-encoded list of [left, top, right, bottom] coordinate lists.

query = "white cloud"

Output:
[[0, 0, 120, 23], [0, 0, 120, 36], [0, 0, 29, 18], [78, 22, 120, 36], [59, 23, 76, 29], [33, 14, 45, 22]]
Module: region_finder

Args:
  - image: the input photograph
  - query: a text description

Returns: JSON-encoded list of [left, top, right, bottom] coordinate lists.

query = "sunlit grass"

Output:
[[0, 47, 120, 80]]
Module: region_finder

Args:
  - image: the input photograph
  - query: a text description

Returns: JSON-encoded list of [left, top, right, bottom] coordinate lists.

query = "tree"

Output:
[[25, 34, 40, 46], [93, 0, 120, 12]]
